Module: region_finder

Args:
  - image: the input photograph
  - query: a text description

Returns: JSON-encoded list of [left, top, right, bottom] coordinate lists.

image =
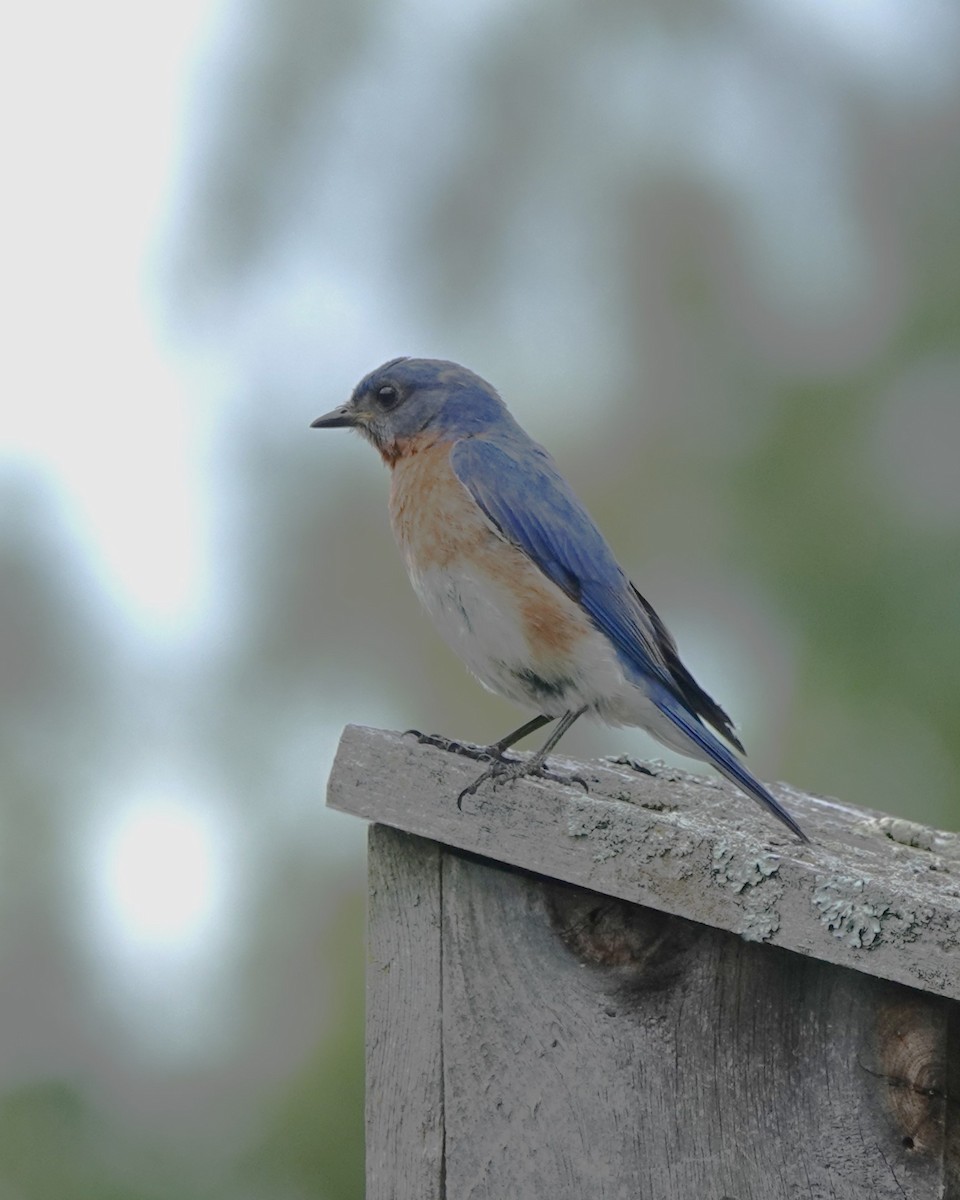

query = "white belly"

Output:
[[408, 558, 636, 719]]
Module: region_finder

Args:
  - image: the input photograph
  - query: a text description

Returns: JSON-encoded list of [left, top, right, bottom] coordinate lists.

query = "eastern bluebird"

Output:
[[312, 357, 808, 842]]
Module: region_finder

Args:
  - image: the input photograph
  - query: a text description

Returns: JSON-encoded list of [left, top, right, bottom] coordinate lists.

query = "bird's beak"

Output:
[[310, 404, 357, 429]]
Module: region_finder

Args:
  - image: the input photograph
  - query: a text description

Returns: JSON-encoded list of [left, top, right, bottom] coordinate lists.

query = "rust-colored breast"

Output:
[[389, 437, 492, 570], [388, 435, 589, 664]]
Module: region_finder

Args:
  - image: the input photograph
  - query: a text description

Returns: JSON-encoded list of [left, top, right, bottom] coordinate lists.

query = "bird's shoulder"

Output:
[[450, 433, 623, 590]]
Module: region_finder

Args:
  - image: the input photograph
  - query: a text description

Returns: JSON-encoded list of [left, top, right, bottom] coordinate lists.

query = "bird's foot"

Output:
[[457, 754, 589, 809], [403, 729, 507, 765]]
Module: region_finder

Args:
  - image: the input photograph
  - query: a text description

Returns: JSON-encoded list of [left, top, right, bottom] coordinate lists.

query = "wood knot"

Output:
[[868, 998, 951, 1155], [544, 881, 702, 991]]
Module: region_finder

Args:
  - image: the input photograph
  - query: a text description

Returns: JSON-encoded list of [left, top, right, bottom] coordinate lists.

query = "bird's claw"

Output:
[[404, 729, 589, 806], [404, 729, 505, 765], [457, 756, 589, 809]]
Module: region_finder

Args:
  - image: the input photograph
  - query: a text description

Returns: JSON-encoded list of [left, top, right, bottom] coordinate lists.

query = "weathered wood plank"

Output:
[[329, 725, 960, 1001], [439, 848, 958, 1199], [365, 825, 444, 1200]]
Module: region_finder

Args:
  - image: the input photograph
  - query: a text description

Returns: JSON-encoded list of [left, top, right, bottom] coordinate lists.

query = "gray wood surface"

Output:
[[329, 724, 960, 1001], [437, 845, 958, 1199], [365, 825, 444, 1200], [363, 827, 958, 1198]]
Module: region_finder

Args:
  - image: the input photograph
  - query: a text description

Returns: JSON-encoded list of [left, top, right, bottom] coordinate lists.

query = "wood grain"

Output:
[[329, 725, 960, 1002], [365, 825, 444, 1200], [437, 847, 958, 1199]]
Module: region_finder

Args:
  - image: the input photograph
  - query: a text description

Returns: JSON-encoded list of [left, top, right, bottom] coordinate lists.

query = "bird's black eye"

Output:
[[376, 384, 400, 409]]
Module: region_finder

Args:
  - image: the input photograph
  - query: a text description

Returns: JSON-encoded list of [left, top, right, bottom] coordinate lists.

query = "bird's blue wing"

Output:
[[450, 436, 809, 843], [450, 436, 675, 692], [451, 436, 734, 714], [451, 435, 749, 746]]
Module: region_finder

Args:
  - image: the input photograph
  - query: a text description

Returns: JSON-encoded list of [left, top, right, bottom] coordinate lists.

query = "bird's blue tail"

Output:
[[653, 690, 809, 843]]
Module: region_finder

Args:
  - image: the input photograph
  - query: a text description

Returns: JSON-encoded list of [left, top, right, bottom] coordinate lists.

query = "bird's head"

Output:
[[311, 357, 510, 463]]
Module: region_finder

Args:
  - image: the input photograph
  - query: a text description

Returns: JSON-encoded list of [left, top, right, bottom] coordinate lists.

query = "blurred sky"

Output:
[[3, 5, 260, 1068], [5, 2, 220, 632]]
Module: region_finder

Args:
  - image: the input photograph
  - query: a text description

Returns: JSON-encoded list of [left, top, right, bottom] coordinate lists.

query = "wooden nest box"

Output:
[[328, 725, 960, 1199]]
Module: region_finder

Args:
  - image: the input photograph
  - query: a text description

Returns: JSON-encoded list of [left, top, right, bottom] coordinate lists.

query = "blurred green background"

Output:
[[4, 0, 960, 1195]]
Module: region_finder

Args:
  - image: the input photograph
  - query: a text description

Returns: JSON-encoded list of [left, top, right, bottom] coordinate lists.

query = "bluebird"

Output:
[[312, 358, 808, 842]]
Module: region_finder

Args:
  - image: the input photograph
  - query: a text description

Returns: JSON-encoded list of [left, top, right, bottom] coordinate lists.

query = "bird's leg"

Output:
[[405, 714, 555, 764], [457, 707, 589, 807], [490, 713, 555, 756]]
